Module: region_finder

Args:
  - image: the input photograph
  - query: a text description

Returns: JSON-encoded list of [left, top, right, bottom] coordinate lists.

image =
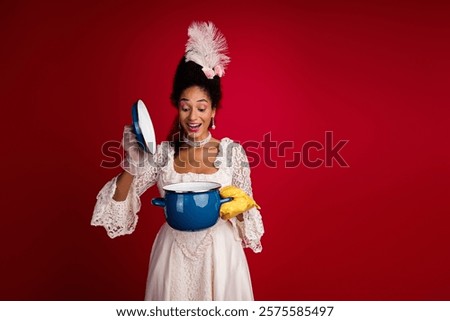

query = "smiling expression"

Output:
[[178, 86, 216, 141]]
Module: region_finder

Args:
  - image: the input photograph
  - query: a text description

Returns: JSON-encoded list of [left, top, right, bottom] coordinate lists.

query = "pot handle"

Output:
[[220, 197, 233, 205], [151, 198, 166, 207]]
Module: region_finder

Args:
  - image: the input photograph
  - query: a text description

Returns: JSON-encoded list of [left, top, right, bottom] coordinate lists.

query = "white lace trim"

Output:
[[173, 225, 217, 261], [170, 234, 214, 300], [135, 142, 170, 196], [90, 143, 169, 238], [91, 139, 264, 253], [230, 144, 265, 253], [91, 176, 141, 238]]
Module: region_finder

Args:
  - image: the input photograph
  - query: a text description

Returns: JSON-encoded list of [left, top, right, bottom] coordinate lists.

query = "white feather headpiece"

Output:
[[185, 21, 230, 79]]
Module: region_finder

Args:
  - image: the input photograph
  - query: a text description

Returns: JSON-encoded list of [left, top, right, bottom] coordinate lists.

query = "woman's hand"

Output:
[[121, 125, 152, 176], [219, 186, 260, 220]]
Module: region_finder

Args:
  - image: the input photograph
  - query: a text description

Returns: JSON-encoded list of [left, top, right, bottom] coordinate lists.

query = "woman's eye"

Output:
[[198, 108, 206, 112]]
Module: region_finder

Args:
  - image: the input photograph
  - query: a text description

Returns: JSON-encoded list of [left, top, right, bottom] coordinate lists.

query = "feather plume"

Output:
[[185, 21, 230, 78]]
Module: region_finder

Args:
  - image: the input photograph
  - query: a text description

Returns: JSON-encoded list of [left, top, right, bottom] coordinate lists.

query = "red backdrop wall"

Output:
[[1, 0, 449, 300]]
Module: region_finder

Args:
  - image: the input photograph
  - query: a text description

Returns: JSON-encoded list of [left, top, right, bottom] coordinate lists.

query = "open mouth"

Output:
[[187, 123, 201, 130]]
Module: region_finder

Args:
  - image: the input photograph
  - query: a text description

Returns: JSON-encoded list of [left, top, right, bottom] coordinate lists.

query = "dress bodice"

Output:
[[157, 138, 234, 196]]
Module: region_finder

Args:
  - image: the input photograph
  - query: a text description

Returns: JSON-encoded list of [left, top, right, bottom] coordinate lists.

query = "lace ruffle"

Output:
[[91, 143, 169, 238], [231, 144, 265, 253], [91, 139, 264, 252], [91, 176, 141, 238]]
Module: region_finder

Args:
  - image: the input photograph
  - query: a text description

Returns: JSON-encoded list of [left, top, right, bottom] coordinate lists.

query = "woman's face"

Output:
[[178, 86, 216, 141]]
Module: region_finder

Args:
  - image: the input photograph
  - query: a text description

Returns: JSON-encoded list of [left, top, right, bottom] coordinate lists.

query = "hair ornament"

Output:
[[185, 21, 230, 79]]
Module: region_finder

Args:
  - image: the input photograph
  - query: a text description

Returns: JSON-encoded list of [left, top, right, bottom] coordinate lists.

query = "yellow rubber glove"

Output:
[[219, 186, 261, 220]]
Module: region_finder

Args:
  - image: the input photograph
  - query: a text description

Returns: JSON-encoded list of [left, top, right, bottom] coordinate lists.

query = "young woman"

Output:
[[92, 22, 264, 300]]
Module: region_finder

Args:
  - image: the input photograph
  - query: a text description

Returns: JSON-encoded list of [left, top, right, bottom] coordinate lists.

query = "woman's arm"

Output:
[[91, 127, 169, 238], [231, 143, 265, 253], [92, 155, 162, 238], [113, 171, 134, 201]]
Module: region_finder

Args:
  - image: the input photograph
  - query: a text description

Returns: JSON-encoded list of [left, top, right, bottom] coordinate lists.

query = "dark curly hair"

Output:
[[167, 57, 223, 154], [170, 57, 222, 108]]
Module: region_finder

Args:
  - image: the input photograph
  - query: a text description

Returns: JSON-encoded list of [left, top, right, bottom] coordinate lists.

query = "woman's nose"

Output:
[[188, 109, 198, 120]]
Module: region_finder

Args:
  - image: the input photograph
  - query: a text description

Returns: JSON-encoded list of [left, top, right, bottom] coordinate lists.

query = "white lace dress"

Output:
[[91, 138, 264, 300]]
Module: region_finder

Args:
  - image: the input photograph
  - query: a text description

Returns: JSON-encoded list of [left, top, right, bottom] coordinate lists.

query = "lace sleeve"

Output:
[[91, 142, 169, 238], [134, 142, 169, 196], [231, 144, 265, 253], [91, 175, 141, 238]]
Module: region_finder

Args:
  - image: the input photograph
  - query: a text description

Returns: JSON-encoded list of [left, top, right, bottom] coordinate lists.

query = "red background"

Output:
[[1, 0, 449, 300]]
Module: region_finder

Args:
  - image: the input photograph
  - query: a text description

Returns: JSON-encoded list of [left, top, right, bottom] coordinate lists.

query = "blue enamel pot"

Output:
[[151, 182, 233, 231]]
